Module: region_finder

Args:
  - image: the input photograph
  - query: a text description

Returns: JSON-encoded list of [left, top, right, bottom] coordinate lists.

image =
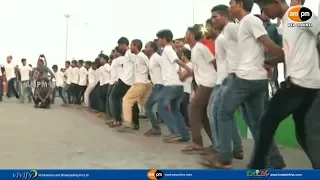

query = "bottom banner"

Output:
[[3, 169, 320, 180]]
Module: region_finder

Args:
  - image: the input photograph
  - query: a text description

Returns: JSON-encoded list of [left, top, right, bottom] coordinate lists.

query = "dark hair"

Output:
[[131, 39, 143, 51], [85, 61, 92, 66], [206, 18, 213, 26], [52, 65, 58, 69], [21, 58, 26, 63], [117, 37, 129, 46], [29, 64, 32, 67], [182, 48, 191, 60], [235, 0, 254, 13], [211, 5, 230, 17], [147, 41, 158, 53], [187, 24, 203, 41], [156, 29, 174, 42], [71, 60, 77, 64], [78, 60, 84, 64], [65, 61, 70, 65], [100, 54, 109, 61]]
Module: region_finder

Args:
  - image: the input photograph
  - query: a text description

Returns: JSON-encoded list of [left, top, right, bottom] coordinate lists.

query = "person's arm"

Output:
[[46, 67, 55, 79], [43, 55, 47, 67], [167, 48, 192, 74], [264, 57, 284, 66], [200, 45, 217, 71], [103, 63, 111, 72], [179, 62, 193, 81], [248, 16, 284, 59], [300, 12, 320, 53], [44, 87, 52, 100]]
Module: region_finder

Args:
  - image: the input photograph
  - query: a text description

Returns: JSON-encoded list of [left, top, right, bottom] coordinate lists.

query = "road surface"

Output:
[[0, 98, 312, 169]]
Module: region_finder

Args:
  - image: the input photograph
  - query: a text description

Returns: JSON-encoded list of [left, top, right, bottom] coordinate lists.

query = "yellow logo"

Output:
[[147, 169, 163, 180]]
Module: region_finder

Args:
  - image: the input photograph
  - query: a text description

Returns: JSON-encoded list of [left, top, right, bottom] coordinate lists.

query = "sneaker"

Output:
[[117, 126, 134, 133]]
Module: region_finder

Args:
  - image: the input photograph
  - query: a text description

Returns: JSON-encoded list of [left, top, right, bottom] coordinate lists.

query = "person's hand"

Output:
[[277, 18, 281, 27], [264, 64, 273, 78]]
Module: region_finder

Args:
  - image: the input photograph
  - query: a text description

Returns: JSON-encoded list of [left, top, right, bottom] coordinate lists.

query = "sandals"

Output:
[[199, 154, 232, 169], [163, 135, 182, 143], [144, 129, 161, 137], [108, 121, 121, 128], [181, 145, 204, 154]]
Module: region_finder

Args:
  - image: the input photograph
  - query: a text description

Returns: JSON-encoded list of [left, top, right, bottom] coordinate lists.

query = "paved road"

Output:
[[0, 98, 312, 169]]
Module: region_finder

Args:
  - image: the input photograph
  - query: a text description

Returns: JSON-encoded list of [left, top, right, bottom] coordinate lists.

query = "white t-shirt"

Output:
[[71, 67, 80, 84], [236, 14, 268, 80], [54, 71, 65, 87], [20, 65, 32, 81], [120, 50, 134, 86], [65, 66, 73, 84], [223, 22, 240, 73], [88, 68, 97, 87], [110, 57, 124, 84], [99, 64, 111, 86], [160, 45, 183, 86], [149, 52, 163, 85], [282, 8, 320, 89], [182, 62, 193, 94], [134, 52, 150, 84], [78, 66, 88, 86], [191, 42, 216, 87], [4, 62, 15, 80], [215, 34, 228, 85]]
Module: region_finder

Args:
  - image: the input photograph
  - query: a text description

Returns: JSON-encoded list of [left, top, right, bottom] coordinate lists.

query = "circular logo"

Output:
[[147, 169, 163, 180]]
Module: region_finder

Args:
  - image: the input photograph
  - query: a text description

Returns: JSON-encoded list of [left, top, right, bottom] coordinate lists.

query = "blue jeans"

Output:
[[217, 74, 283, 165], [145, 84, 164, 131], [208, 83, 243, 153], [157, 86, 190, 139]]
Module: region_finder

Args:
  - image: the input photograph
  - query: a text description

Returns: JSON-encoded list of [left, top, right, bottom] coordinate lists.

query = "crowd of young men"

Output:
[[0, 0, 319, 169]]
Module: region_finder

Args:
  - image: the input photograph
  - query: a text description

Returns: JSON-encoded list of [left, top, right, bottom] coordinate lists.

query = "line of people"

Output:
[[59, 0, 320, 170]]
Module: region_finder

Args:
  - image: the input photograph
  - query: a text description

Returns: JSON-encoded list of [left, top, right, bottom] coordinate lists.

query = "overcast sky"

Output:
[[0, 0, 318, 68]]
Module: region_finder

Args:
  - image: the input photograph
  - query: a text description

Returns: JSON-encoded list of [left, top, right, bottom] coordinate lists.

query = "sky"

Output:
[[0, 0, 318, 68]]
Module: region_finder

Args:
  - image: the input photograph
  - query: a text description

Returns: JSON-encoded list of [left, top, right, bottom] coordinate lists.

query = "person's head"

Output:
[[205, 19, 214, 38], [52, 65, 58, 72], [211, 5, 230, 30], [185, 24, 203, 44], [77, 60, 84, 68], [7, 55, 12, 63], [255, 0, 287, 19], [91, 61, 97, 70], [156, 29, 173, 47], [60, 68, 65, 72], [29, 64, 32, 68], [71, 60, 77, 68], [117, 37, 129, 52], [65, 61, 70, 68], [144, 41, 159, 57], [130, 39, 143, 54], [181, 48, 191, 63], [38, 59, 44, 67], [229, 0, 254, 20], [99, 54, 109, 65], [173, 38, 184, 49], [290, 0, 304, 6], [21, 58, 27, 66], [84, 61, 92, 69]]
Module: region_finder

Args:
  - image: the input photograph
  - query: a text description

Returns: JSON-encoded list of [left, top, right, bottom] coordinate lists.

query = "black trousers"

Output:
[[106, 84, 114, 116], [250, 80, 320, 169], [68, 83, 80, 104], [66, 84, 72, 104], [180, 92, 190, 127], [89, 83, 100, 110], [52, 87, 67, 104], [34, 97, 50, 108], [110, 79, 131, 122], [98, 84, 109, 113], [7, 78, 19, 98], [79, 85, 87, 104]]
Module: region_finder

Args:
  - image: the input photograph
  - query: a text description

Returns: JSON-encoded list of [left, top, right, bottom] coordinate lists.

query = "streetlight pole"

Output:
[[192, 0, 195, 24], [64, 14, 70, 62]]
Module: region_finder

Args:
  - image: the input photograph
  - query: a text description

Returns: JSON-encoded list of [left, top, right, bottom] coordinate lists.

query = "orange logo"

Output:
[[147, 169, 163, 180], [288, 6, 312, 22]]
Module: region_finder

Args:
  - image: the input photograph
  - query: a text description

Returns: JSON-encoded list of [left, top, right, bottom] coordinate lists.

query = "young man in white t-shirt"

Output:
[[208, 0, 285, 169], [52, 65, 67, 104], [155, 29, 192, 143], [143, 41, 165, 136], [19, 58, 33, 103], [84, 61, 97, 108], [117, 39, 153, 132], [69, 60, 80, 105], [179, 25, 215, 153], [253, 0, 320, 169], [78, 60, 88, 106], [4, 56, 19, 99], [108, 37, 134, 128], [64, 61, 72, 104], [97, 54, 111, 117], [179, 48, 193, 130]]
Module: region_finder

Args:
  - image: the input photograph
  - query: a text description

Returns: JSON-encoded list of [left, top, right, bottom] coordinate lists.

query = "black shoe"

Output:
[[133, 125, 140, 130], [233, 151, 244, 160]]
